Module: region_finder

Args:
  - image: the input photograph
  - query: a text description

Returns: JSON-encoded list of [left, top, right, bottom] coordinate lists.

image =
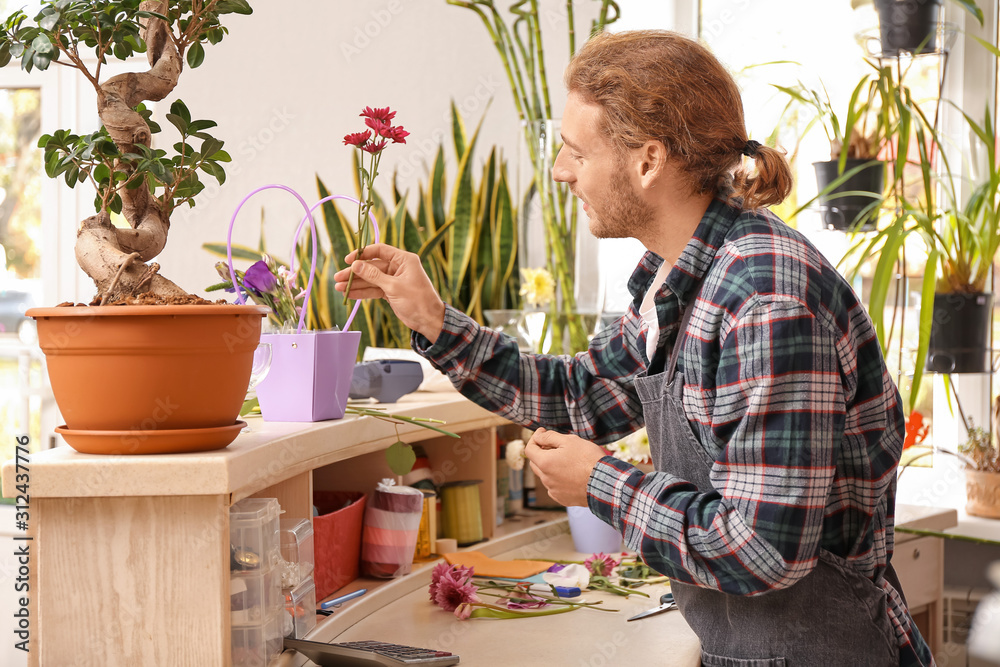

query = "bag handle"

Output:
[[291, 194, 378, 333], [226, 186, 378, 334]]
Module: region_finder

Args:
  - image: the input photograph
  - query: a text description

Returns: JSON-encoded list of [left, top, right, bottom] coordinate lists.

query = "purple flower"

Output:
[[242, 261, 278, 295]]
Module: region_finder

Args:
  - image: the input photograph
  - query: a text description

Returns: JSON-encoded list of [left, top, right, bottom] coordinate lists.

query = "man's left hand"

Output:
[[524, 428, 607, 507]]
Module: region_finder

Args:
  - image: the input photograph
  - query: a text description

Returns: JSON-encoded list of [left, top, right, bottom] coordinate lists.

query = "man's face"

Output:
[[553, 91, 654, 240]]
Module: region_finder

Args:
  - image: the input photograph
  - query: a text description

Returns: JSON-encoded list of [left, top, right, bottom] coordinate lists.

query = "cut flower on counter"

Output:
[[429, 563, 616, 620]]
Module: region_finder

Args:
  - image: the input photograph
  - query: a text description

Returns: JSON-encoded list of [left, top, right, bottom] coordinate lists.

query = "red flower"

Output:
[[385, 125, 409, 144], [343, 130, 371, 147], [360, 106, 396, 123], [361, 139, 388, 154], [364, 117, 393, 137]]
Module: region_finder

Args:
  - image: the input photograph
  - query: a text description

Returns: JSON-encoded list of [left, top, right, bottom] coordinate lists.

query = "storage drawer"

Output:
[[892, 536, 943, 610]]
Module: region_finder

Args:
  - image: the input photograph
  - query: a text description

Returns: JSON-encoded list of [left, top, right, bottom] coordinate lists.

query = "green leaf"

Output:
[[165, 113, 188, 135], [38, 10, 60, 31], [30, 33, 53, 55], [385, 441, 417, 476], [93, 163, 110, 183], [200, 136, 223, 160], [239, 396, 259, 417], [188, 119, 218, 133], [430, 145, 446, 230], [202, 242, 262, 262], [952, 0, 984, 25], [450, 99, 467, 160], [201, 161, 226, 185], [446, 112, 485, 298], [910, 249, 939, 414], [169, 99, 192, 124], [216, 0, 253, 15], [186, 40, 205, 68]]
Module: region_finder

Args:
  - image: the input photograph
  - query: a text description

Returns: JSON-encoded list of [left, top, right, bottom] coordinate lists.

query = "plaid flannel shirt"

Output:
[[412, 197, 929, 666]]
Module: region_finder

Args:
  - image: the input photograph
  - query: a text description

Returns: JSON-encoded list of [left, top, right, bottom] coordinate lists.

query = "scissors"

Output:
[[626, 592, 677, 621]]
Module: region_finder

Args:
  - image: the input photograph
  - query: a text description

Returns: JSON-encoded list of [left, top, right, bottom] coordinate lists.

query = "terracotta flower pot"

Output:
[[966, 469, 1000, 519], [28, 304, 268, 454]]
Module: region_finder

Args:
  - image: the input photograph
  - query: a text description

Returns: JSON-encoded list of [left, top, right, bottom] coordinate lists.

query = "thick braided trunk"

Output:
[[75, 0, 186, 303]]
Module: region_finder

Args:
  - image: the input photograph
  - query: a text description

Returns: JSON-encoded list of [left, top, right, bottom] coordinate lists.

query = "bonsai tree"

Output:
[[0, 0, 251, 304]]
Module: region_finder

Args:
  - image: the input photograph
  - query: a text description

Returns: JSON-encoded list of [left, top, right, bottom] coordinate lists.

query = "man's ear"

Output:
[[636, 140, 667, 189]]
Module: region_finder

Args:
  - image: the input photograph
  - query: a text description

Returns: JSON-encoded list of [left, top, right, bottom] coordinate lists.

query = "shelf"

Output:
[[0, 391, 505, 499], [313, 508, 569, 608], [306, 512, 570, 638]]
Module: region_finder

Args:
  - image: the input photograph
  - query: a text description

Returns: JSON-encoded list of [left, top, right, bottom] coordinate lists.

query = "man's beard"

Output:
[[583, 168, 654, 240]]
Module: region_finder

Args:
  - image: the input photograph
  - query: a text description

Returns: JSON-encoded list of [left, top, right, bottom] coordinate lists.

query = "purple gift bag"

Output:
[[227, 185, 378, 422]]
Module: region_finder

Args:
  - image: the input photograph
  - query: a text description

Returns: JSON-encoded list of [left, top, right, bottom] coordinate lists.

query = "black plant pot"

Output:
[[874, 0, 942, 55], [813, 159, 884, 232], [927, 292, 994, 374]]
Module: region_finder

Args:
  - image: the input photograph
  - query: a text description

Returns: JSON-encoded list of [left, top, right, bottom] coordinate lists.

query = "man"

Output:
[[335, 29, 929, 667]]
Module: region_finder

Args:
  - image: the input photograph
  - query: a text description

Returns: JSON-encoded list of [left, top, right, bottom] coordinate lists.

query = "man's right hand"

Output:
[[333, 243, 446, 344]]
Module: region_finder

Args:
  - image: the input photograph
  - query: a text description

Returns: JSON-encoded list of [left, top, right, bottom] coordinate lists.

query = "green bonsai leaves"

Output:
[[38, 100, 231, 216]]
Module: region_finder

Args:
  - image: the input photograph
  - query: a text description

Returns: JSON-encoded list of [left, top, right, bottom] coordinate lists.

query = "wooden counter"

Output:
[[0, 392, 510, 667], [0, 389, 959, 666], [275, 522, 700, 667]]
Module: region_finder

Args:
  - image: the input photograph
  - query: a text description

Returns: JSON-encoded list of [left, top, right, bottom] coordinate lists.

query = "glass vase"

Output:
[[483, 309, 534, 352], [517, 119, 603, 355]]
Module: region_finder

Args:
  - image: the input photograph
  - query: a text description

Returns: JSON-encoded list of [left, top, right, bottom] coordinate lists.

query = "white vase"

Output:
[[566, 505, 623, 554]]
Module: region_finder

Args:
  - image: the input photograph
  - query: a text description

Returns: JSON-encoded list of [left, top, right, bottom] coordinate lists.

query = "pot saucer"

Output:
[[54, 421, 247, 455]]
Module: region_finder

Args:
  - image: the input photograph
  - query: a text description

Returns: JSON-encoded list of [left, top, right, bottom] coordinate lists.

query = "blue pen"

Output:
[[320, 588, 368, 610]]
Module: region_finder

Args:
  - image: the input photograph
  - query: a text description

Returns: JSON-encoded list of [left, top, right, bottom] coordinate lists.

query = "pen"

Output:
[[320, 588, 368, 610]]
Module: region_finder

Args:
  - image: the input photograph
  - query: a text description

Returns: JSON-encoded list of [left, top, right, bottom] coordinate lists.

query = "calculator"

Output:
[[284, 637, 460, 666]]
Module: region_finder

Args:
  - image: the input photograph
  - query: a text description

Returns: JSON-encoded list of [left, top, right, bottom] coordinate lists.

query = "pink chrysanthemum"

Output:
[[584, 552, 620, 577], [433, 568, 479, 612], [429, 562, 453, 602], [343, 130, 371, 147], [360, 106, 396, 123]]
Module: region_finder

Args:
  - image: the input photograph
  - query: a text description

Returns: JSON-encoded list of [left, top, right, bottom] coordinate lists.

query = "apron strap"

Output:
[[665, 295, 699, 379]]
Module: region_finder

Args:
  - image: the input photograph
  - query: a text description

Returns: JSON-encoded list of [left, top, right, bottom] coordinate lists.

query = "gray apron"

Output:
[[633, 295, 901, 666]]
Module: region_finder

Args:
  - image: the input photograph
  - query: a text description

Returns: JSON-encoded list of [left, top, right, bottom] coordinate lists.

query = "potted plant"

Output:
[[853, 97, 1000, 385], [0, 1, 268, 454], [961, 420, 1000, 519], [447, 0, 621, 354], [777, 65, 896, 231], [865, 0, 983, 55]]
